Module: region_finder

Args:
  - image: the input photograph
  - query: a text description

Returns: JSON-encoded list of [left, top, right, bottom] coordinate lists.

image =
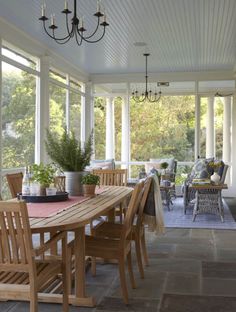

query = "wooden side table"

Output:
[[189, 184, 228, 222], [160, 183, 175, 211]]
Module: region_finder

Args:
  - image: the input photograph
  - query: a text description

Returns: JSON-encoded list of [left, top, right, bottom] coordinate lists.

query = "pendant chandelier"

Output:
[[132, 53, 161, 103], [39, 0, 109, 46], [215, 92, 233, 97]]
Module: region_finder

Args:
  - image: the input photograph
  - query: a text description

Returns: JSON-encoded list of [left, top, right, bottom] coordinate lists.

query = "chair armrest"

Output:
[[33, 231, 66, 257]]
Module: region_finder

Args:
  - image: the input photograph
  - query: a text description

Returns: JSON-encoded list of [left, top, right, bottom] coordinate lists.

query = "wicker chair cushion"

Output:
[[90, 159, 115, 170], [190, 158, 214, 179]]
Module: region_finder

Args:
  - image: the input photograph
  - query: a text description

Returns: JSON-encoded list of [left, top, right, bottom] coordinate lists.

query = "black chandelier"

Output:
[[132, 53, 162, 103], [39, 0, 109, 46], [215, 92, 233, 97]]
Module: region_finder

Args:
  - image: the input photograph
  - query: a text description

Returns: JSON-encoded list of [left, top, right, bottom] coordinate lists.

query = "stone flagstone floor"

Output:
[[1, 228, 236, 311]]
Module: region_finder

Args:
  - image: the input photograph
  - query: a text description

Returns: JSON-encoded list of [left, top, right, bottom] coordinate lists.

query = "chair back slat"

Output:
[[0, 201, 32, 268], [14, 211, 27, 264], [120, 181, 144, 246], [92, 169, 128, 186], [6, 172, 23, 198], [6, 212, 19, 264], [0, 212, 11, 262]]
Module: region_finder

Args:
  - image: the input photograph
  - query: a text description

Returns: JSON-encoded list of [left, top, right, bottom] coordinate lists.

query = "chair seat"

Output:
[[93, 222, 140, 240], [85, 235, 131, 259], [0, 260, 62, 292]]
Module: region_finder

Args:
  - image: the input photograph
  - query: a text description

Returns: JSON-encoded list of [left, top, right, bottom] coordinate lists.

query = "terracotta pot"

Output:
[[83, 184, 96, 197], [39, 186, 47, 196]]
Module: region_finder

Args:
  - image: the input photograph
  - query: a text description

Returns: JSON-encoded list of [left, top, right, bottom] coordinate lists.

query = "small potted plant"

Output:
[[160, 161, 169, 180], [81, 174, 100, 197], [31, 163, 56, 196]]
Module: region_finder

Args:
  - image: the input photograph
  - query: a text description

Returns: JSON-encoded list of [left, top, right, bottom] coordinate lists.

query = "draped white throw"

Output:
[[143, 174, 165, 234]]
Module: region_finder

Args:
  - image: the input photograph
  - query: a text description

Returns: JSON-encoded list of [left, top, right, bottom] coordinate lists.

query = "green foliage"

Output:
[[31, 163, 56, 187], [81, 174, 100, 185], [160, 162, 169, 169], [45, 129, 93, 171]]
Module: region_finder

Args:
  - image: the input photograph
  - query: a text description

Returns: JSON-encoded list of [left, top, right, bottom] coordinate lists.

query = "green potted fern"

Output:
[[45, 129, 93, 196]]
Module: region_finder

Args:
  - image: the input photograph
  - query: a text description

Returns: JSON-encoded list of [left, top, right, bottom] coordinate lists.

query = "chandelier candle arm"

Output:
[[39, 0, 109, 46], [132, 53, 162, 103]]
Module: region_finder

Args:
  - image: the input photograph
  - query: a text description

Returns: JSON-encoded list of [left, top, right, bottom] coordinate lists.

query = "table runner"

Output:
[[27, 186, 106, 218]]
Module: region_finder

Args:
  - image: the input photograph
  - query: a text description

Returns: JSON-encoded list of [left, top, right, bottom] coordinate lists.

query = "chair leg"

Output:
[[127, 250, 136, 289], [91, 257, 97, 276], [118, 258, 129, 304], [62, 238, 69, 312], [134, 233, 144, 278], [29, 283, 38, 312], [141, 229, 149, 266]]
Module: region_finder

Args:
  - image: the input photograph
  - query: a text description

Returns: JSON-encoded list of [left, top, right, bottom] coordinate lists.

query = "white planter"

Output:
[[211, 172, 221, 184], [64, 171, 88, 196]]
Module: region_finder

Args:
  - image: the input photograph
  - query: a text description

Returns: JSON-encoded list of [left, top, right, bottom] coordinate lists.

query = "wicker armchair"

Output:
[[183, 161, 228, 214]]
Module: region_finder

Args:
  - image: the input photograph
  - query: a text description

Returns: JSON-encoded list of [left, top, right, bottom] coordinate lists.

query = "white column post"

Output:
[[230, 94, 236, 195], [105, 97, 115, 159], [66, 75, 70, 132], [121, 86, 130, 170], [206, 96, 215, 158], [195, 93, 200, 159], [0, 37, 2, 190], [223, 97, 231, 162], [81, 82, 93, 145], [223, 96, 231, 186], [35, 55, 50, 164]]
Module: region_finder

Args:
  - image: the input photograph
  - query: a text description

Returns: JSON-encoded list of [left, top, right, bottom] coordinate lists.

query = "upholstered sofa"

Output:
[[145, 158, 177, 181], [183, 158, 228, 213], [90, 158, 115, 170]]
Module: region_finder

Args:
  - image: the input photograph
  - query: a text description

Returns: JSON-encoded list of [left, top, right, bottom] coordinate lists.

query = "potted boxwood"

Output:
[[45, 128, 93, 196], [81, 174, 100, 197], [31, 163, 56, 196]]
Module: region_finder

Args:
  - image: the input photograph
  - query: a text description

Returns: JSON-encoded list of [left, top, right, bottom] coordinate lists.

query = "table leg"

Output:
[[72, 227, 96, 307]]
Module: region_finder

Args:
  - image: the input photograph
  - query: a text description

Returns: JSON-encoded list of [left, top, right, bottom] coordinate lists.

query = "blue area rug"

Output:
[[164, 197, 236, 230]]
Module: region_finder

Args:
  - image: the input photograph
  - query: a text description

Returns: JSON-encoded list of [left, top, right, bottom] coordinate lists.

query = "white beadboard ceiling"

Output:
[[0, 0, 236, 76]]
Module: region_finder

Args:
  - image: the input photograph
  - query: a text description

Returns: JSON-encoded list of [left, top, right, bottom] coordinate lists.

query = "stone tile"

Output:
[[109, 271, 166, 299], [159, 293, 236, 312], [190, 229, 214, 239], [216, 248, 236, 262], [0, 301, 17, 312], [202, 278, 236, 296], [147, 243, 176, 259], [175, 244, 215, 261], [202, 261, 236, 279], [214, 230, 236, 248], [9, 302, 96, 312], [86, 264, 118, 285], [154, 236, 214, 247], [165, 273, 200, 294], [146, 258, 201, 274], [96, 297, 159, 311], [161, 228, 191, 238]]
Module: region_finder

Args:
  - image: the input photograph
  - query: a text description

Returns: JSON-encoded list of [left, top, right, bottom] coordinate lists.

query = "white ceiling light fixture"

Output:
[[39, 0, 109, 46]]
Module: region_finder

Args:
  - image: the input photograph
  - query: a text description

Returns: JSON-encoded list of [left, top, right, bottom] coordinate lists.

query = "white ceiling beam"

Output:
[[90, 70, 235, 84]]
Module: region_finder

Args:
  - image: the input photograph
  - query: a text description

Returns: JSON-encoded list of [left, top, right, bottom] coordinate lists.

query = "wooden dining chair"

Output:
[[0, 201, 69, 312], [92, 176, 152, 279], [92, 169, 128, 222], [6, 172, 23, 198], [68, 181, 144, 304], [92, 169, 128, 186]]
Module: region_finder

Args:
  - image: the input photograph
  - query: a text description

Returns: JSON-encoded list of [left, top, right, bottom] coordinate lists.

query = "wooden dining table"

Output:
[[27, 185, 132, 307]]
